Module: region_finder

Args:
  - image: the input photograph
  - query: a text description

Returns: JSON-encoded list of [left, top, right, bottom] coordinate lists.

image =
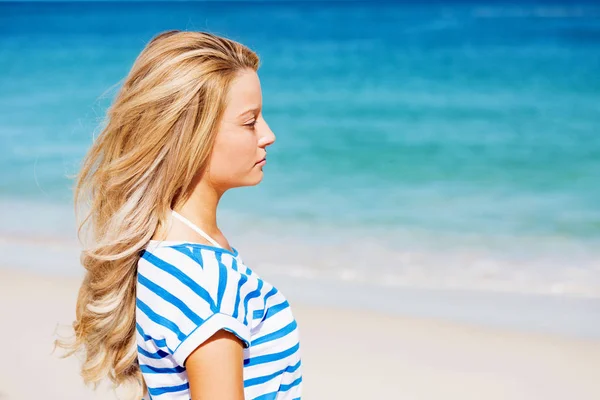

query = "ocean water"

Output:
[[1, 1, 600, 298]]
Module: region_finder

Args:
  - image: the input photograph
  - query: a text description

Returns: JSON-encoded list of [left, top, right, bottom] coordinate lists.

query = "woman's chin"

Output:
[[223, 170, 265, 189], [248, 170, 264, 186], [238, 170, 264, 187]]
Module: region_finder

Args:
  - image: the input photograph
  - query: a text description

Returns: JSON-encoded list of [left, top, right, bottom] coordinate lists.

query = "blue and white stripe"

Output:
[[136, 241, 302, 400]]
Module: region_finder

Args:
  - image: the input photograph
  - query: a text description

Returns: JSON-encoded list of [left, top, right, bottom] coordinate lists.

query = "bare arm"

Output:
[[185, 329, 246, 400]]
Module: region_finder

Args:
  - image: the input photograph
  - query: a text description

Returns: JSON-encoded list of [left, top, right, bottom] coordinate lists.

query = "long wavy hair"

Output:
[[53, 30, 260, 399]]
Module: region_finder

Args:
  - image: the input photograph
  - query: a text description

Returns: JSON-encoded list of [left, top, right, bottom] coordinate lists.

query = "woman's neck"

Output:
[[177, 180, 223, 237]]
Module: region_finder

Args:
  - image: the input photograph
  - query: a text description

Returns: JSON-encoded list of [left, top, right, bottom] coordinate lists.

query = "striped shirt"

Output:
[[135, 240, 302, 400]]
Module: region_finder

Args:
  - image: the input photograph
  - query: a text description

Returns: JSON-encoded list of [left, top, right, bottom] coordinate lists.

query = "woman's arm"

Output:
[[185, 329, 246, 400]]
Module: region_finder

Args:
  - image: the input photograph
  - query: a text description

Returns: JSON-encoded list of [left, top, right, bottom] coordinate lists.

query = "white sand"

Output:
[[1, 267, 599, 400]]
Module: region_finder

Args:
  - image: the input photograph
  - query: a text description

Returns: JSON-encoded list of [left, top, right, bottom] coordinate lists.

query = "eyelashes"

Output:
[[244, 121, 257, 129]]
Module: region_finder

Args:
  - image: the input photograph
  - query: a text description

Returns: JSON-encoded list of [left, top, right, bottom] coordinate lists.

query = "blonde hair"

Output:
[[54, 30, 260, 398]]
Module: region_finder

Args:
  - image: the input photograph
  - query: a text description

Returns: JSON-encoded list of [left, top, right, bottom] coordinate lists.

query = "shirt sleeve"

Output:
[[136, 245, 252, 367]]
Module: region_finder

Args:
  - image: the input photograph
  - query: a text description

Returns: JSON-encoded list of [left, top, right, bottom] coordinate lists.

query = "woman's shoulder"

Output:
[[135, 240, 287, 357], [140, 240, 240, 271], [142, 240, 239, 259], [137, 240, 265, 295]]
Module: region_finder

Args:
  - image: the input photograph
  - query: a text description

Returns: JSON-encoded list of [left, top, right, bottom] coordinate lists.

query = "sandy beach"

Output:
[[1, 267, 599, 400]]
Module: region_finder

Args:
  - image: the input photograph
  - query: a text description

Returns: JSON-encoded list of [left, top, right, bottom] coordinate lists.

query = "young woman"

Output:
[[56, 30, 302, 400]]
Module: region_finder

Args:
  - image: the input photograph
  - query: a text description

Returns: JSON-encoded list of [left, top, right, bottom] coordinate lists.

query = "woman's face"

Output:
[[207, 69, 276, 191]]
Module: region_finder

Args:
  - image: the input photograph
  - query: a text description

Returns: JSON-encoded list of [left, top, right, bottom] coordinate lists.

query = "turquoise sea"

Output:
[[1, 1, 600, 299]]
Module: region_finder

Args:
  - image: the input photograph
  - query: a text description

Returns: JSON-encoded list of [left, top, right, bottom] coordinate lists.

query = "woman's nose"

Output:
[[258, 120, 276, 147]]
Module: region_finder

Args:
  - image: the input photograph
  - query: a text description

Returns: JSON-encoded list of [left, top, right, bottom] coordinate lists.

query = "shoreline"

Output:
[[2, 252, 600, 340], [1, 197, 600, 300], [268, 270, 600, 340]]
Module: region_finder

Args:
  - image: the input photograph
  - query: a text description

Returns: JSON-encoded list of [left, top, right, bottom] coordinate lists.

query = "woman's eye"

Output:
[[245, 121, 256, 129]]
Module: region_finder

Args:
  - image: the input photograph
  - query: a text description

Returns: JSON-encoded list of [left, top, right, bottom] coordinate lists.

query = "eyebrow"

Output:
[[237, 107, 261, 119]]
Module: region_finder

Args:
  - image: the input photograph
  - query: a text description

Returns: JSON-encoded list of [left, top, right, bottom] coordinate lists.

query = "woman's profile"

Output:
[[55, 29, 302, 400]]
